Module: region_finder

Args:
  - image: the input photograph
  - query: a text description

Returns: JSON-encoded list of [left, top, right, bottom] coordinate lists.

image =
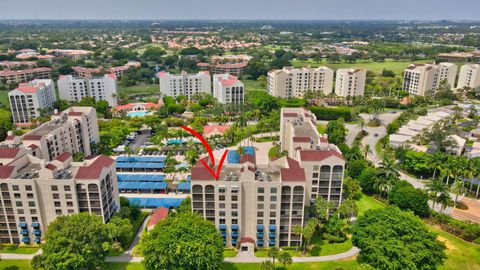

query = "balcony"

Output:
[[256, 232, 264, 238]]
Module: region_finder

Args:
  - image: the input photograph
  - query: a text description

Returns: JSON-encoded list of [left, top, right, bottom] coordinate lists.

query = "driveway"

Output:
[[129, 129, 151, 152]]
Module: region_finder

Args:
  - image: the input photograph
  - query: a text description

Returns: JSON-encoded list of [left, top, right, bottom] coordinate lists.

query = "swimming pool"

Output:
[[127, 110, 153, 117], [167, 139, 186, 145]]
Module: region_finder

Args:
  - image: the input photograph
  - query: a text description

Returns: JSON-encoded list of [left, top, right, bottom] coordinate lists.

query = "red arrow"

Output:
[[181, 126, 228, 180]]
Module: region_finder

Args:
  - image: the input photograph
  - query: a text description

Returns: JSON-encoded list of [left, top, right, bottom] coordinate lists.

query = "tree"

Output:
[[450, 180, 466, 208], [267, 247, 279, 265], [426, 179, 448, 210], [325, 119, 346, 145], [389, 181, 430, 217], [338, 198, 358, 219], [375, 157, 399, 199], [260, 260, 276, 270], [343, 177, 361, 200], [278, 251, 293, 269], [107, 216, 133, 249], [314, 196, 335, 220], [358, 166, 378, 194], [352, 206, 446, 270], [32, 213, 111, 270], [140, 212, 223, 270]]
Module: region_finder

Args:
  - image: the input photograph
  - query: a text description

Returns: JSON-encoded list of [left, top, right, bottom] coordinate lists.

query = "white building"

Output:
[[2, 107, 100, 161], [213, 74, 244, 104], [57, 74, 118, 106], [267, 66, 334, 98], [8, 79, 57, 125], [457, 64, 480, 90], [159, 71, 211, 99], [334, 69, 366, 97], [403, 62, 458, 96]]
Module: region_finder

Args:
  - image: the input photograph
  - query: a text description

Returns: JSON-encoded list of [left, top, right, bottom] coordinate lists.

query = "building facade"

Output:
[[191, 107, 345, 248], [0, 68, 52, 85], [213, 74, 244, 104], [268, 66, 334, 98], [457, 64, 480, 90], [8, 79, 57, 125], [403, 62, 458, 96], [2, 107, 100, 161], [0, 150, 119, 244], [57, 74, 118, 106], [334, 68, 366, 97], [437, 62, 458, 88], [159, 71, 211, 99]]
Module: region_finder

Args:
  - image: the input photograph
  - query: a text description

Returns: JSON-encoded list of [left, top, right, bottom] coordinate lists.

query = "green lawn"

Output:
[[255, 237, 352, 257], [292, 59, 435, 75], [119, 84, 159, 96], [357, 193, 385, 215], [223, 248, 237, 257], [0, 245, 39, 254], [0, 90, 9, 107], [241, 79, 265, 92]]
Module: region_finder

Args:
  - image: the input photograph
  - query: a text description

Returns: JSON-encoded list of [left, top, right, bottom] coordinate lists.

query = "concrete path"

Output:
[[0, 248, 42, 260], [106, 246, 360, 263]]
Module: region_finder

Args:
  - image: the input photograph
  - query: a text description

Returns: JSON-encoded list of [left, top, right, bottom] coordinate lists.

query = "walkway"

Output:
[[0, 248, 42, 260], [105, 246, 360, 263]]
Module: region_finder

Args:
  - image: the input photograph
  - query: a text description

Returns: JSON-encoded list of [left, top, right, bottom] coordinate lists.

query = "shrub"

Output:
[[308, 106, 353, 122]]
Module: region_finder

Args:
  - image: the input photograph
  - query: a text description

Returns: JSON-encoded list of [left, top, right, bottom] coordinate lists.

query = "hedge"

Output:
[[308, 106, 353, 122]]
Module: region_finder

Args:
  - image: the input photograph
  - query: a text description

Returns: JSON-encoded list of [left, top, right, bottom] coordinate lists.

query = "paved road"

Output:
[[0, 249, 42, 260], [129, 130, 151, 152]]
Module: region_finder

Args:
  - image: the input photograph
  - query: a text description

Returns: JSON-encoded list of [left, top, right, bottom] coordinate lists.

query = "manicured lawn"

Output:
[[357, 193, 386, 215], [223, 248, 237, 257], [429, 225, 480, 270], [255, 237, 352, 257], [317, 124, 327, 134], [0, 245, 39, 254], [0, 260, 34, 269], [241, 79, 265, 92], [292, 59, 435, 75], [103, 263, 146, 270], [119, 84, 159, 95], [0, 90, 9, 107]]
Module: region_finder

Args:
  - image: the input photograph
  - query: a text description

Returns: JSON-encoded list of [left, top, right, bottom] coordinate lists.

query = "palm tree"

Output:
[[278, 251, 293, 269], [428, 152, 444, 180], [375, 157, 399, 199], [450, 180, 465, 208], [426, 179, 448, 210], [267, 247, 279, 265], [363, 144, 371, 159], [260, 260, 275, 270], [438, 192, 452, 213], [357, 117, 365, 133], [292, 225, 303, 253]]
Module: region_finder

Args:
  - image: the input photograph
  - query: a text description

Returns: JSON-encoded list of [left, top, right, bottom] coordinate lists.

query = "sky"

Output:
[[0, 0, 479, 21]]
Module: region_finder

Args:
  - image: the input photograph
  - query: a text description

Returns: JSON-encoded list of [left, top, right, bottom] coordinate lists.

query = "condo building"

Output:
[[213, 74, 244, 104], [0, 149, 119, 244], [191, 107, 345, 248], [159, 71, 211, 99], [57, 74, 118, 106], [267, 66, 334, 98], [0, 68, 52, 85], [72, 61, 141, 78], [457, 64, 480, 90], [402, 62, 458, 96], [2, 107, 100, 161], [8, 79, 57, 125], [334, 68, 366, 97], [437, 62, 458, 88]]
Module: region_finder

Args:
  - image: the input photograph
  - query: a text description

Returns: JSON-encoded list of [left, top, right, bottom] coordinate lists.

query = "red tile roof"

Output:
[[203, 125, 230, 136], [292, 136, 311, 143], [5, 135, 16, 141], [75, 155, 114, 180], [23, 135, 42, 140], [0, 166, 15, 179], [27, 144, 39, 150], [68, 111, 83, 116], [286, 157, 301, 168], [240, 154, 256, 164], [280, 168, 306, 182], [45, 163, 57, 170], [283, 113, 298, 117], [16, 85, 38, 93], [0, 148, 20, 159], [148, 207, 169, 228], [191, 166, 214, 181], [55, 152, 72, 162], [238, 237, 255, 245], [299, 150, 344, 162]]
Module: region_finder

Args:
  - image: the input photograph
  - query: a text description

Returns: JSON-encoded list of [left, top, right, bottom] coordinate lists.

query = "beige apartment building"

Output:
[[213, 74, 244, 104], [437, 62, 458, 87], [57, 74, 118, 107], [191, 107, 345, 248], [0, 68, 52, 85], [0, 149, 119, 244], [402, 62, 458, 96], [268, 66, 334, 98], [159, 71, 211, 99], [457, 63, 480, 90], [2, 107, 100, 161], [334, 68, 366, 97]]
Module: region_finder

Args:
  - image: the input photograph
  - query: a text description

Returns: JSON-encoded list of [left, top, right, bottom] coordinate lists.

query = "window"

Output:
[[55, 209, 62, 215], [14, 193, 20, 199], [257, 196, 264, 202], [232, 219, 238, 225], [12, 185, 19, 191], [67, 209, 74, 214], [270, 187, 277, 193], [219, 187, 226, 193], [30, 209, 36, 214], [17, 209, 24, 215], [219, 195, 225, 201], [270, 204, 276, 210], [67, 201, 73, 207], [52, 194, 60, 200], [269, 220, 276, 225], [257, 187, 264, 193], [257, 219, 264, 225], [270, 196, 277, 202], [64, 186, 71, 192], [31, 216, 38, 222], [27, 193, 34, 199], [313, 173, 319, 178], [258, 204, 264, 210], [313, 165, 319, 171], [270, 212, 276, 218], [257, 212, 264, 217], [54, 202, 61, 207], [219, 219, 226, 224], [219, 211, 226, 217], [51, 185, 58, 192], [232, 211, 238, 217], [65, 194, 72, 200], [231, 195, 238, 201], [219, 203, 225, 209], [25, 185, 32, 191], [15, 201, 22, 207], [232, 203, 238, 209]]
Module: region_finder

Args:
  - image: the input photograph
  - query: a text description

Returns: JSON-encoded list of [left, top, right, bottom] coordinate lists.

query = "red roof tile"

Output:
[[293, 136, 311, 143], [75, 155, 114, 179], [191, 166, 214, 181], [23, 135, 42, 140], [280, 168, 306, 182], [45, 163, 57, 170], [5, 135, 16, 141], [0, 148, 20, 159], [286, 157, 301, 168], [55, 152, 72, 162], [203, 125, 230, 136], [148, 207, 169, 228], [238, 237, 255, 245], [299, 150, 344, 162], [240, 154, 256, 164], [27, 144, 39, 150], [0, 166, 15, 179], [68, 111, 83, 116], [282, 113, 298, 117]]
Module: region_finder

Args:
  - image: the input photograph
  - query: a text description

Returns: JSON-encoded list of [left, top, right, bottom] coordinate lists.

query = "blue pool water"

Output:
[[167, 139, 186, 145], [127, 111, 153, 117]]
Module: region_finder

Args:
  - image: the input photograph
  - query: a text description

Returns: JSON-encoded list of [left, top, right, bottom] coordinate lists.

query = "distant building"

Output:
[[0, 67, 52, 85], [197, 55, 251, 76], [48, 49, 91, 61], [8, 79, 57, 125], [72, 61, 141, 78], [112, 101, 162, 115], [159, 71, 211, 99], [457, 64, 480, 90], [213, 74, 244, 104], [2, 107, 101, 161], [57, 74, 118, 106], [334, 68, 366, 97], [0, 61, 37, 69], [268, 66, 334, 98], [402, 62, 457, 96], [203, 125, 231, 138]]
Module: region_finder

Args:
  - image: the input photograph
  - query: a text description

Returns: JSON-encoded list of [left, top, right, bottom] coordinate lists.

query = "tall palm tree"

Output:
[[363, 144, 371, 159], [450, 180, 465, 208], [375, 157, 399, 199], [428, 152, 444, 180], [438, 192, 452, 213], [426, 179, 448, 210]]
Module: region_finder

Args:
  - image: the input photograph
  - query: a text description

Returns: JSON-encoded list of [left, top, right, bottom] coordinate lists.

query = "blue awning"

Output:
[[221, 231, 227, 236], [127, 197, 185, 208], [20, 229, 28, 235], [33, 229, 41, 235], [231, 231, 238, 237], [177, 182, 191, 191], [19, 222, 27, 228], [34, 238, 41, 243], [269, 225, 276, 231], [268, 240, 276, 246], [31, 222, 39, 228], [232, 239, 237, 245], [256, 225, 264, 231], [117, 174, 165, 182], [257, 240, 264, 246], [219, 224, 227, 230], [269, 233, 276, 239], [22, 237, 30, 243], [231, 224, 239, 230], [256, 232, 264, 238], [118, 182, 168, 190]]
